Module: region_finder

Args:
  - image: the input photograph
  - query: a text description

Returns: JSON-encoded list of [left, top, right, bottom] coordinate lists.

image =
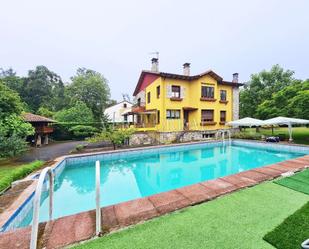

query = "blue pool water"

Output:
[[18, 142, 305, 228]]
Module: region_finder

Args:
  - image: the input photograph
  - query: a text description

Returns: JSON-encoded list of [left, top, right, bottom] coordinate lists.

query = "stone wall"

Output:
[[129, 129, 238, 146]]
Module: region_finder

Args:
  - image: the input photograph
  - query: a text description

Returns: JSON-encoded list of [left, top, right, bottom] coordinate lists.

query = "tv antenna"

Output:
[[149, 51, 159, 60]]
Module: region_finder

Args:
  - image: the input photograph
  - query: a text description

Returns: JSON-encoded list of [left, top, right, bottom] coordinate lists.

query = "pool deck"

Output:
[[1, 152, 309, 249]]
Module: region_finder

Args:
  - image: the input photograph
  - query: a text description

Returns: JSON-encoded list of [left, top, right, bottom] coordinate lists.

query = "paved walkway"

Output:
[[18, 141, 86, 163]]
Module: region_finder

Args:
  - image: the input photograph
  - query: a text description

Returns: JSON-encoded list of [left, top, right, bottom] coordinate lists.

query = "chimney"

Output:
[[151, 58, 159, 72], [183, 63, 190, 76], [232, 73, 239, 83]]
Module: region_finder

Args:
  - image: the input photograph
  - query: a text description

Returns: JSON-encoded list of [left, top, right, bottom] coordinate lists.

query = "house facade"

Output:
[[130, 59, 242, 133], [104, 100, 133, 123]]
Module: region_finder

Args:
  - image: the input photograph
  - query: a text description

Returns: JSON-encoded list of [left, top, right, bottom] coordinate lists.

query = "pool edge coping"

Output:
[[1, 139, 309, 233], [1, 154, 309, 248]]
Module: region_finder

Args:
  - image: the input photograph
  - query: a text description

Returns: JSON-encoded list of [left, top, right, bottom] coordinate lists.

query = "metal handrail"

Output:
[[30, 167, 54, 249], [95, 160, 102, 236], [216, 129, 231, 145]]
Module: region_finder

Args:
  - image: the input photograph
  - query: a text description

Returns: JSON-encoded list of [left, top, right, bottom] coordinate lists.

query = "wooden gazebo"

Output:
[[22, 113, 55, 146]]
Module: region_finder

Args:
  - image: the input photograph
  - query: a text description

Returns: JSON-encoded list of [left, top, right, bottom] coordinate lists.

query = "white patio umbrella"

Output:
[[227, 117, 265, 127], [262, 116, 309, 142]]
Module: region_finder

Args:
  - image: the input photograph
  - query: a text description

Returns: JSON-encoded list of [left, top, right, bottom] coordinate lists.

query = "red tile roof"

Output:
[[133, 70, 243, 96], [22, 113, 55, 123]]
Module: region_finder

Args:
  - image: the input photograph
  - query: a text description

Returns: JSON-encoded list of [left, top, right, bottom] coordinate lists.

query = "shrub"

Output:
[[232, 132, 262, 140], [0, 160, 44, 192], [0, 115, 34, 158], [69, 125, 98, 138], [75, 144, 85, 151], [87, 128, 135, 150]]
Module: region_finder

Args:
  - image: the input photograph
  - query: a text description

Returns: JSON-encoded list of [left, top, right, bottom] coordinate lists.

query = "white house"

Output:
[[104, 101, 133, 123]]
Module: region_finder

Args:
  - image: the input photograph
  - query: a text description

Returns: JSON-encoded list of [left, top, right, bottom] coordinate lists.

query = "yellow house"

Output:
[[129, 58, 243, 133]]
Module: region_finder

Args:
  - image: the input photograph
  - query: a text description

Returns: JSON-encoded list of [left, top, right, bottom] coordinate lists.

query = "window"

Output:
[[147, 92, 151, 103], [171, 85, 181, 98], [157, 86, 160, 98], [123, 103, 127, 108], [166, 109, 180, 119], [124, 114, 128, 122], [137, 98, 141, 106], [220, 90, 227, 101], [220, 111, 226, 122], [157, 110, 160, 124], [201, 110, 214, 122], [201, 86, 214, 98]]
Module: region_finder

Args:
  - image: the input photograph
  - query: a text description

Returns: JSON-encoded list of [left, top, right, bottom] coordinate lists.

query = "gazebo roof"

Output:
[[22, 113, 56, 123]]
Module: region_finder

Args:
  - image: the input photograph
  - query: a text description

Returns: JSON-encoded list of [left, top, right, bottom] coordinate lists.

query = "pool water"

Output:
[[19, 143, 304, 228]]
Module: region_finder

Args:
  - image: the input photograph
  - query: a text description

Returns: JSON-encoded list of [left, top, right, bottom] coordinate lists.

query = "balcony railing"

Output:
[[132, 102, 146, 113], [35, 126, 54, 134]]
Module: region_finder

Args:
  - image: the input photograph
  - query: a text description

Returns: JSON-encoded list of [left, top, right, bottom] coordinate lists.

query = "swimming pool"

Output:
[[2, 140, 309, 231]]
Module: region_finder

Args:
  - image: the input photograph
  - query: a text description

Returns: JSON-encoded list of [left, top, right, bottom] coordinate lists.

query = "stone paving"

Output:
[[1, 155, 309, 249]]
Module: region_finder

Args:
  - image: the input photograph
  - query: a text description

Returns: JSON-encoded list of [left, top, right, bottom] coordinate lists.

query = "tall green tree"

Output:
[[256, 80, 309, 119], [67, 68, 110, 122], [0, 68, 25, 99], [240, 65, 296, 118], [0, 81, 34, 158], [54, 101, 97, 138], [22, 66, 65, 112], [54, 101, 94, 124]]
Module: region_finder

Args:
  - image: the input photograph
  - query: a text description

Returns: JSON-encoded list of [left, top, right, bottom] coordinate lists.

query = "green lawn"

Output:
[[73, 183, 309, 249], [263, 170, 309, 248], [242, 127, 309, 145], [0, 160, 44, 192], [275, 169, 309, 195]]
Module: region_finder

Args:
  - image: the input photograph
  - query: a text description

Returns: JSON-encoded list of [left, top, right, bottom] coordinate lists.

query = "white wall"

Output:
[[104, 101, 133, 123]]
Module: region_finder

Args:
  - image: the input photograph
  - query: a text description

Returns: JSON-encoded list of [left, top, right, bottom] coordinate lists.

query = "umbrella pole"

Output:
[[288, 123, 293, 142]]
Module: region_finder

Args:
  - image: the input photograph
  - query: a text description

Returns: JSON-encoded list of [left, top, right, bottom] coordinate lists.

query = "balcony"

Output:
[[132, 102, 146, 113], [35, 126, 54, 134]]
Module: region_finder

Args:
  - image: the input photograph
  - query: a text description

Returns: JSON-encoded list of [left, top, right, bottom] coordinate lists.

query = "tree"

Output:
[[256, 80, 309, 119], [22, 66, 65, 112], [53, 101, 96, 139], [54, 101, 94, 124], [37, 107, 54, 118], [0, 80, 24, 117], [288, 89, 309, 119], [0, 68, 24, 95], [67, 68, 111, 122], [240, 65, 296, 118], [0, 82, 34, 158], [107, 99, 117, 107], [87, 128, 135, 150]]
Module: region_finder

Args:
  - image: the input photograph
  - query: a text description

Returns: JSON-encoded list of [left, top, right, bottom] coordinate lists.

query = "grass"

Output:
[[263, 170, 309, 248], [275, 169, 309, 195], [242, 127, 309, 145], [72, 183, 309, 249], [264, 201, 309, 249], [0, 160, 45, 192]]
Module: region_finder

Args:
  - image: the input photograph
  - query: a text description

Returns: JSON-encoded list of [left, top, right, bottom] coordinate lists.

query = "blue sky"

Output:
[[1, 0, 309, 101]]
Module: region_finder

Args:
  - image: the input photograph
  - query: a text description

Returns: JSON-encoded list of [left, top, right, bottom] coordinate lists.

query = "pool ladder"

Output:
[[216, 129, 231, 145], [30, 161, 102, 249]]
